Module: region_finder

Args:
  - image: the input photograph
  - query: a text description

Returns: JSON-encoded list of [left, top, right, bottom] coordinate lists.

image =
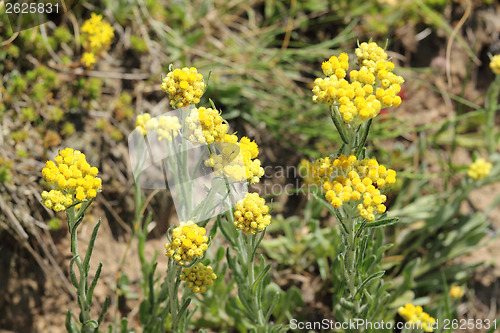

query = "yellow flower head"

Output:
[[234, 193, 271, 234], [135, 113, 152, 135], [312, 41, 404, 125], [355, 41, 388, 69], [41, 148, 102, 211], [81, 13, 114, 52], [398, 303, 436, 332], [81, 52, 97, 68], [185, 107, 229, 144], [302, 155, 396, 222], [299, 159, 318, 185], [135, 113, 181, 141], [490, 55, 500, 75], [161, 67, 205, 108], [467, 158, 492, 180], [180, 262, 217, 293], [204, 134, 264, 184], [299, 156, 334, 186], [165, 221, 209, 265], [157, 115, 182, 141], [449, 286, 464, 299]]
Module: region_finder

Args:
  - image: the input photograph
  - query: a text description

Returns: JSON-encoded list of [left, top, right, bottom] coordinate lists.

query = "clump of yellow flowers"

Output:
[[313, 41, 404, 124], [490, 54, 500, 75], [180, 262, 217, 293], [80, 13, 114, 68], [161, 67, 205, 108], [41, 148, 102, 211], [205, 134, 265, 184], [165, 221, 209, 266], [398, 303, 436, 332], [467, 158, 492, 180], [303, 154, 396, 222], [185, 107, 229, 144], [233, 193, 272, 234], [135, 113, 182, 141]]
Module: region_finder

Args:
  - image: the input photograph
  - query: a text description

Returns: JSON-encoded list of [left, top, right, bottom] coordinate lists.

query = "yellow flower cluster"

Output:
[[355, 41, 389, 69], [449, 286, 464, 299], [156, 115, 182, 141], [398, 303, 436, 333], [467, 158, 492, 180], [325, 155, 396, 222], [135, 113, 152, 135], [312, 41, 404, 124], [205, 134, 264, 184], [41, 148, 101, 211], [161, 67, 205, 108], [185, 107, 229, 144], [234, 193, 272, 234], [490, 55, 500, 75], [303, 155, 396, 222], [135, 113, 182, 141], [298, 157, 335, 186], [298, 159, 316, 185], [165, 221, 209, 265], [180, 262, 217, 293], [80, 13, 114, 68]]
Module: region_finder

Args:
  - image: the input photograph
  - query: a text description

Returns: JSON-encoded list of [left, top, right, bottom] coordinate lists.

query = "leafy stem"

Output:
[[65, 201, 108, 333]]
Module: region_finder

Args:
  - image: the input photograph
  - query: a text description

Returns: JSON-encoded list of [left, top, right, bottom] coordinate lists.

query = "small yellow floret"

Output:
[[467, 158, 492, 180], [81, 52, 97, 68], [490, 55, 500, 75], [449, 286, 465, 299]]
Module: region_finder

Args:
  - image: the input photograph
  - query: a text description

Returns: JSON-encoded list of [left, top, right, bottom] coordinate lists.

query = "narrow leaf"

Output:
[[65, 310, 79, 333], [366, 217, 399, 228], [311, 192, 348, 234], [69, 256, 79, 288], [87, 262, 103, 304], [330, 106, 348, 144], [265, 292, 280, 321], [251, 264, 271, 295], [356, 119, 372, 158], [84, 219, 102, 272], [172, 298, 192, 328], [98, 296, 110, 325], [355, 270, 385, 297]]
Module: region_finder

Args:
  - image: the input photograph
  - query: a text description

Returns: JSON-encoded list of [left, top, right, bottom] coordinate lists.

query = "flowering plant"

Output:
[[41, 148, 106, 332]]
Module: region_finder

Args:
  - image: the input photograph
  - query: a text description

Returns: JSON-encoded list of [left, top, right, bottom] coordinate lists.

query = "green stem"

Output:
[[344, 213, 357, 299], [167, 262, 177, 321], [244, 234, 266, 331], [486, 75, 500, 155], [166, 259, 183, 332], [355, 119, 372, 158], [66, 205, 93, 331], [344, 126, 356, 156], [330, 105, 349, 145], [339, 204, 364, 332]]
